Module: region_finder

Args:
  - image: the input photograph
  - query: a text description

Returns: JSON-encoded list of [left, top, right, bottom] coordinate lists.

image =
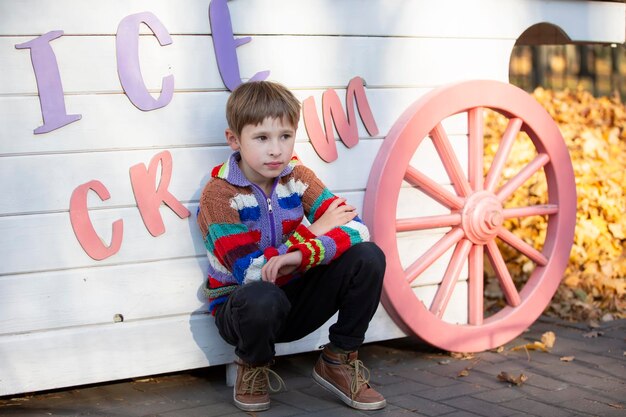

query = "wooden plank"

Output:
[[0, 0, 623, 42], [0, 88, 467, 156], [1, 134, 469, 215], [414, 281, 469, 324], [0, 147, 229, 216], [215, 0, 626, 43], [0, 183, 370, 275], [0, 258, 207, 335], [3, 35, 513, 95], [397, 230, 469, 287], [0, 0, 207, 36], [395, 183, 469, 288], [0, 314, 234, 397], [0, 303, 408, 397], [0, 142, 377, 215], [0, 92, 229, 155], [397, 184, 459, 219], [4, 35, 221, 95], [0, 203, 202, 276]]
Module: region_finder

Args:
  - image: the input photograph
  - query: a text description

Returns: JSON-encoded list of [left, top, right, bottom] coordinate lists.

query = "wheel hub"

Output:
[[461, 191, 503, 244]]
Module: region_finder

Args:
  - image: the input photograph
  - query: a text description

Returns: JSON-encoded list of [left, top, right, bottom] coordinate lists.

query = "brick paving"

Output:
[[1, 316, 624, 417]]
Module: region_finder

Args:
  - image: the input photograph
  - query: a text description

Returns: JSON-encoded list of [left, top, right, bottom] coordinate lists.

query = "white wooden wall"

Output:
[[1, 0, 624, 397]]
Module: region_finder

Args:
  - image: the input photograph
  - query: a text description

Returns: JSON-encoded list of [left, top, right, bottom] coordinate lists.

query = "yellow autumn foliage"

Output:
[[483, 87, 625, 321]]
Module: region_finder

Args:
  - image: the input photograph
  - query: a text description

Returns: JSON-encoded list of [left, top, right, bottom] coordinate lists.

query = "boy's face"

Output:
[[226, 117, 296, 192]]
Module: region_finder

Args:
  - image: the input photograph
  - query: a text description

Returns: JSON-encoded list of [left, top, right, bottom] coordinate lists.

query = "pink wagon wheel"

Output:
[[363, 80, 576, 352]]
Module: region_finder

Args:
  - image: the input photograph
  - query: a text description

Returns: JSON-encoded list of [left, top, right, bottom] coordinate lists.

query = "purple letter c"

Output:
[[116, 12, 174, 111]]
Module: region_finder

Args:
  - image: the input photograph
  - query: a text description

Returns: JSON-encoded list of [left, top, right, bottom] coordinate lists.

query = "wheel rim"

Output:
[[363, 80, 576, 352]]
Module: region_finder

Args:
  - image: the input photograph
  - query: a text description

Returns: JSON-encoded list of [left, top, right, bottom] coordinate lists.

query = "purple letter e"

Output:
[[209, 0, 270, 91]]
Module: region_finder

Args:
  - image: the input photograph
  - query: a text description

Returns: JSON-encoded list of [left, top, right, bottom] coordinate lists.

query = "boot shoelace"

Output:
[[241, 365, 286, 395], [347, 358, 371, 397]]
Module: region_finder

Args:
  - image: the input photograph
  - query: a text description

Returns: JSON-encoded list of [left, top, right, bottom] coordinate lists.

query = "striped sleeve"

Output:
[[286, 165, 370, 271], [207, 222, 264, 284], [198, 179, 266, 285]]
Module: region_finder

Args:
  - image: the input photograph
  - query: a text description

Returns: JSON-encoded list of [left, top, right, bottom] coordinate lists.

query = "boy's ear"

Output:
[[225, 128, 240, 151]]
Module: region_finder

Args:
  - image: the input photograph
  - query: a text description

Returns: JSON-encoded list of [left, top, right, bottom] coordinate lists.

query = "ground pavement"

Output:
[[1, 316, 624, 417]]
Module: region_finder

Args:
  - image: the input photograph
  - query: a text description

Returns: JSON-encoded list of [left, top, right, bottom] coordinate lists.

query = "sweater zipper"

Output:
[[251, 182, 278, 247]]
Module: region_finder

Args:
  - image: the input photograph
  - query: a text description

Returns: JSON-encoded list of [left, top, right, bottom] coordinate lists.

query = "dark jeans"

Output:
[[213, 242, 386, 365]]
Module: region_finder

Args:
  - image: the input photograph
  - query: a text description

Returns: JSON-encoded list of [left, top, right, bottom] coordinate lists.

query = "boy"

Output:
[[197, 80, 386, 412]]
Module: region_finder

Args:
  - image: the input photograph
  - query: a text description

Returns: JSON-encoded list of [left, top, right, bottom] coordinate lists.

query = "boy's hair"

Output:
[[226, 81, 301, 137]]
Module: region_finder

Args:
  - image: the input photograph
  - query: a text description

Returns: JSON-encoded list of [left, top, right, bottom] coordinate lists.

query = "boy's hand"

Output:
[[262, 251, 302, 283], [308, 198, 357, 236]]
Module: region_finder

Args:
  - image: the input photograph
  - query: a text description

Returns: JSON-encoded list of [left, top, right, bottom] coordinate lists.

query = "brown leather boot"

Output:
[[312, 346, 386, 410], [233, 359, 285, 412]]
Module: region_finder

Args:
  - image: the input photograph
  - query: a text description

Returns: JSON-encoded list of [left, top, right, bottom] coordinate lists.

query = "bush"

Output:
[[483, 87, 625, 322]]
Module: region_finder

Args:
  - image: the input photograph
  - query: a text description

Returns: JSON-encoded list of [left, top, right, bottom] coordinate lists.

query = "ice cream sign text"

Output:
[[16, 0, 378, 260]]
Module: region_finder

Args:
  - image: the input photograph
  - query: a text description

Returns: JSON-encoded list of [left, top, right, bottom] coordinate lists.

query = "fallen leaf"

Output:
[[511, 341, 549, 352], [497, 372, 528, 386], [541, 331, 556, 349], [458, 369, 470, 377], [438, 359, 450, 365], [425, 355, 446, 360], [601, 313, 614, 322], [450, 352, 475, 360], [560, 356, 575, 362]]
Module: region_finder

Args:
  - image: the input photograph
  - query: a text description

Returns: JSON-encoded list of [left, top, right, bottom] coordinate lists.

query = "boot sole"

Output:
[[312, 369, 386, 411], [233, 389, 270, 412]]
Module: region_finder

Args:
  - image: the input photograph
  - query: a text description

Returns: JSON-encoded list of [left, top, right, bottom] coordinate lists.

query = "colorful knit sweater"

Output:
[[197, 152, 370, 313]]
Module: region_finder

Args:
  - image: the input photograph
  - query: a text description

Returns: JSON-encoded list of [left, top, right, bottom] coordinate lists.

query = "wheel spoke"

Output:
[[430, 123, 472, 197], [485, 240, 521, 307], [496, 153, 550, 202], [485, 117, 523, 192], [468, 244, 484, 325], [396, 213, 461, 232], [468, 107, 484, 191], [405, 227, 465, 284], [497, 228, 548, 266], [430, 239, 472, 318], [503, 204, 558, 219], [405, 166, 465, 210]]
